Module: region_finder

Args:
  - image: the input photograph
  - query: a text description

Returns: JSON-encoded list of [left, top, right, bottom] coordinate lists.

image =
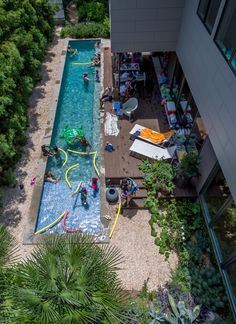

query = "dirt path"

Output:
[[0, 28, 66, 258], [110, 208, 178, 291]]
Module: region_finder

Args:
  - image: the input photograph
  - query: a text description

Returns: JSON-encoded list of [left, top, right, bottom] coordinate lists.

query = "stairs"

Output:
[[122, 179, 149, 210]]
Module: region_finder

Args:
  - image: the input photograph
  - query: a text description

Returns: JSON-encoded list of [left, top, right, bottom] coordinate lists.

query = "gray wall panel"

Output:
[[110, 0, 185, 52], [177, 0, 236, 200], [136, 0, 185, 8]]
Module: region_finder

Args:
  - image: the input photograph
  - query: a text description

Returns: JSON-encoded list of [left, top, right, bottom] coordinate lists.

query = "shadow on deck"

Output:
[[102, 49, 197, 205]]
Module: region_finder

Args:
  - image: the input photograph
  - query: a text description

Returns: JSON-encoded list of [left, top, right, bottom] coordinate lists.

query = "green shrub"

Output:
[[60, 22, 109, 38], [78, 2, 107, 22], [0, 0, 55, 187], [103, 16, 110, 36], [190, 266, 228, 311]]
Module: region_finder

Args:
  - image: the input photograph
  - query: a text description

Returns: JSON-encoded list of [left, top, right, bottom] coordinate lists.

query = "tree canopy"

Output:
[[0, 228, 127, 323], [0, 0, 55, 186]]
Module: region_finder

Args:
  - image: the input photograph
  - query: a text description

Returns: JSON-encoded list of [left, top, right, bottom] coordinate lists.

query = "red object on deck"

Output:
[[61, 211, 82, 233]]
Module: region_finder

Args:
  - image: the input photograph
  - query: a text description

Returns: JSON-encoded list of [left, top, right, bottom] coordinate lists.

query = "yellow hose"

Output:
[[68, 150, 100, 177], [73, 61, 94, 65], [35, 211, 66, 235], [58, 147, 68, 166], [72, 181, 82, 196], [109, 203, 122, 239], [65, 163, 80, 189]]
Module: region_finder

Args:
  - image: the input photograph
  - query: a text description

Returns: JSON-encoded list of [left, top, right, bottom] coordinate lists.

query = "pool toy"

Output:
[[68, 149, 96, 155], [58, 147, 68, 166], [65, 163, 80, 189], [61, 212, 82, 233], [68, 149, 100, 177], [61, 125, 85, 146], [109, 203, 122, 238], [93, 152, 100, 177], [72, 181, 82, 196], [73, 61, 93, 65], [35, 211, 68, 235]]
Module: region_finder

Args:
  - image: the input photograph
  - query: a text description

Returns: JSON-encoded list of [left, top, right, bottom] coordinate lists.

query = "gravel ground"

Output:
[[110, 207, 178, 291]]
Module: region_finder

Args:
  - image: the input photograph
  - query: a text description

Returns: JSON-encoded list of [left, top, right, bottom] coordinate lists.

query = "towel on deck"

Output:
[[104, 112, 119, 136], [140, 128, 174, 143]]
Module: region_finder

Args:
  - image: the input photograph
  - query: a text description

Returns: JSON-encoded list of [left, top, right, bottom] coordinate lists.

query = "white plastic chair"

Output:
[[122, 97, 138, 121]]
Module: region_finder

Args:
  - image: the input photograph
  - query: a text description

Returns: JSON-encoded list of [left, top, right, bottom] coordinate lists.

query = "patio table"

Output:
[[120, 63, 140, 71]]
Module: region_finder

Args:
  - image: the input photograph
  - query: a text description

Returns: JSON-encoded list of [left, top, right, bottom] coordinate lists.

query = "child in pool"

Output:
[[80, 187, 87, 206], [94, 70, 100, 82]]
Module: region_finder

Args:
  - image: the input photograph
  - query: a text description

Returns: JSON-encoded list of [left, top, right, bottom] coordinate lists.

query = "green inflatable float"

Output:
[[61, 125, 85, 146]]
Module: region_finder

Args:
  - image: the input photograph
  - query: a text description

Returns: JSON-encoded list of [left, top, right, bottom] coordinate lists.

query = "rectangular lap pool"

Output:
[[35, 40, 101, 234]]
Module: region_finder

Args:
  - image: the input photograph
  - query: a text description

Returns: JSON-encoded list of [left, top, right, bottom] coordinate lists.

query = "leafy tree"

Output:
[[0, 0, 55, 187], [11, 235, 127, 323]]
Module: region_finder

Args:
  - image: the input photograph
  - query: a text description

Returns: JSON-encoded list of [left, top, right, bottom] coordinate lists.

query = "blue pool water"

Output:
[[36, 40, 101, 234]]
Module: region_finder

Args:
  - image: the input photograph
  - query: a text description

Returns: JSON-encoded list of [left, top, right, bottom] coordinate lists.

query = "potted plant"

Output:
[[175, 152, 200, 187]]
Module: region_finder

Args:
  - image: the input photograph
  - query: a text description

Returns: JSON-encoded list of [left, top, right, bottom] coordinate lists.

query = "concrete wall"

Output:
[[109, 0, 185, 52], [176, 0, 236, 201]]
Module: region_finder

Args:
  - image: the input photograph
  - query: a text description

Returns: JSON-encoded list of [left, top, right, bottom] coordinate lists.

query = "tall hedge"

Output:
[[0, 0, 55, 186]]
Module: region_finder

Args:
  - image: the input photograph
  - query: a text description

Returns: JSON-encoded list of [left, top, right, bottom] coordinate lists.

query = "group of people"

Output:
[[41, 145, 60, 158], [79, 177, 99, 205], [92, 52, 101, 66], [120, 71, 137, 99], [120, 178, 138, 207]]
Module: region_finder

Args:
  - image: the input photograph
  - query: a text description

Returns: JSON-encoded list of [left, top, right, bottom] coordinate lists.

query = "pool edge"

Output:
[[24, 38, 110, 244], [23, 38, 69, 244]]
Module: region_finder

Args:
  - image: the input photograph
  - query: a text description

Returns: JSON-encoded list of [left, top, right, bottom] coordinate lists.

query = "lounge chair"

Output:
[[129, 139, 176, 161], [122, 97, 138, 121], [130, 124, 174, 146]]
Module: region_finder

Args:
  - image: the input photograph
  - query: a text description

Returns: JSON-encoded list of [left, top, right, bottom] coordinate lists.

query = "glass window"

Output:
[[231, 52, 236, 71], [215, 0, 236, 72], [205, 0, 221, 32], [197, 0, 221, 33], [198, 0, 210, 21], [226, 262, 236, 297], [213, 201, 236, 259], [204, 168, 230, 217]]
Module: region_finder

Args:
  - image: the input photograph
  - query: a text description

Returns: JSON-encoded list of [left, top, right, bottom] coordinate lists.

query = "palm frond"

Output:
[[0, 225, 19, 267]]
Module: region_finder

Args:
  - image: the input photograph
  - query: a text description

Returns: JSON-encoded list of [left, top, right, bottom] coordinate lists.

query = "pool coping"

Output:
[[24, 38, 110, 244]]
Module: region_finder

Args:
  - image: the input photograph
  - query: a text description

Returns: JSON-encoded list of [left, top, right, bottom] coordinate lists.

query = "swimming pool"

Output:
[[36, 40, 101, 234]]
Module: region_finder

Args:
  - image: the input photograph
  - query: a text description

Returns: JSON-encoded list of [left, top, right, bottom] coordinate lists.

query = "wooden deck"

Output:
[[102, 48, 197, 202], [103, 50, 169, 184]]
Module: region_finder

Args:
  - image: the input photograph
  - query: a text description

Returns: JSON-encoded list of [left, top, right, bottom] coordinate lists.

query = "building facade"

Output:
[[110, 0, 236, 318]]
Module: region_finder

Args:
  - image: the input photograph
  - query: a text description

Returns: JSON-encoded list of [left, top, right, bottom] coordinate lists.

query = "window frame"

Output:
[[199, 163, 236, 319], [213, 0, 236, 75], [197, 0, 221, 34]]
